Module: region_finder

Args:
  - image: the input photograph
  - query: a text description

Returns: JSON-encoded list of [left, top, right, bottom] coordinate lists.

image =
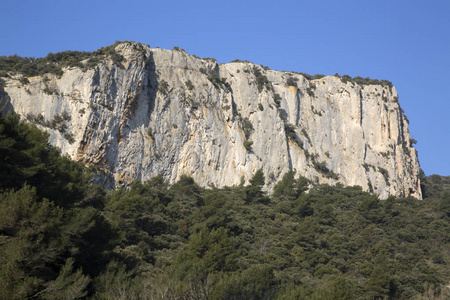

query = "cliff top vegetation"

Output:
[[0, 42, 393, 90]]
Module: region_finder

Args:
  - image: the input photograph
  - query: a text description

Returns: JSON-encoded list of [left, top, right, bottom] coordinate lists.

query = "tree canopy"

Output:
[[0, 114, 449, 299]]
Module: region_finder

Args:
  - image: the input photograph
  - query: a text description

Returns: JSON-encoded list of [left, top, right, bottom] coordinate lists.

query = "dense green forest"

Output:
[[0, 113, 449, 299]]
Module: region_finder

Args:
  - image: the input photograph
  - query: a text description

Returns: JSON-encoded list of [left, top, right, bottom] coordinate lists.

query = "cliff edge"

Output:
[[0, 42, 421, 199]]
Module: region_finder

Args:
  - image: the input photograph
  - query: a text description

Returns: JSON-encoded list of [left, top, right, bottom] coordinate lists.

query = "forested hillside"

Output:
[[0, 114, 449, 299]]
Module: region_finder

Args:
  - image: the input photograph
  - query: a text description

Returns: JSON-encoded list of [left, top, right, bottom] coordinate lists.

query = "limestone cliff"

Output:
[[0, 42, 421, 199]]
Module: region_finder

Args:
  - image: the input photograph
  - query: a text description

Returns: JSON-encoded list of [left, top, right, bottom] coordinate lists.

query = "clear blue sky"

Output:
[[2, 0, 449, 176]]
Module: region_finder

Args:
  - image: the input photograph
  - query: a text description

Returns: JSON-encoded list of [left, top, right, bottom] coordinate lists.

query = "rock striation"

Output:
[[0, 42, 421, 199]]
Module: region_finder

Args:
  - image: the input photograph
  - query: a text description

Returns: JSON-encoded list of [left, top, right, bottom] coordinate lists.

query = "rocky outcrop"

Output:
[[0, 42, 421, 199]]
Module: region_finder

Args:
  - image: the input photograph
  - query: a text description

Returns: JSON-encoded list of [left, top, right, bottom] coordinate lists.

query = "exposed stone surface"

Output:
[[0, 42, 422, 199]]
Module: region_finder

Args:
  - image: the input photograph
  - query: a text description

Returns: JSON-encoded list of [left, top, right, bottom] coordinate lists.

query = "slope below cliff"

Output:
[[0, 42, 421, 199]]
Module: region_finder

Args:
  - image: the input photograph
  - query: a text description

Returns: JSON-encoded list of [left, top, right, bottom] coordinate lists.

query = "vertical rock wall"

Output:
[[0, 42, 421, 199]]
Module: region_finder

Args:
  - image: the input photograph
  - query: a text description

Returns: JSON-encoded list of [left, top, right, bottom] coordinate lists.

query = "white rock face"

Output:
[[0, 42, 421, 199]]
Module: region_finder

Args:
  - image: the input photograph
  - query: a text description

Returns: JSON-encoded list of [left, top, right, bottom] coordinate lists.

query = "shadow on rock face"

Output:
[[0, 86, 15, 117]]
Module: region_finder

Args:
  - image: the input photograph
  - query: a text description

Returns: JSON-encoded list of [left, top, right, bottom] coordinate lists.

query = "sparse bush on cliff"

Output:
[[158, 80, 169, 94], [243, 139, 253, 151], [206, 70, 231, 91], [284, 123, 303, 149], [335, 73, 393, 88], [378, 167, 390, 185], [258, 103, 264, 111], [253, 66, 272, 92], [185, 79, 194, 91], [286, 76, 298, 87], [273, 93, 282, 107]]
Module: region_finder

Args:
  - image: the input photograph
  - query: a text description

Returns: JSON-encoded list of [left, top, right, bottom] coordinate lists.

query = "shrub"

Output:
[[310, 155, 339, 179], [286, 77, 298, 87], [158, 80, 169, 94], [206, 70, 230, 91], [311, 74, 325, 80], [273, 93, 282, 107], [307, 82, 316, 97], [252, 66, 272, 92], [0, 42, 127, 78], [19, 76, 29, 85], [185, 80, 194, 91], [284, 123, 303, 149], [231, 59, 249, 63], [296, 72, 324, 80], [243, 140, 253, 151], [378, 167, 390, 185], [335, 74, 393, 88], [64, 132, 75, 144], [301, 128, 311, 144], [242, 117, 253, 140], [258, 103, 264, 111], [43, 85, 58, 95]]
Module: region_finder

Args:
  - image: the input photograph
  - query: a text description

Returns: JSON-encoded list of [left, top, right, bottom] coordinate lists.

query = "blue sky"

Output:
[[2, 0, 449, 176]]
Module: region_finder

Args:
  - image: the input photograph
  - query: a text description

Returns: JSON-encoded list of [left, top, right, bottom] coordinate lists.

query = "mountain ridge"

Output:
[[0, 41, 421, 199]]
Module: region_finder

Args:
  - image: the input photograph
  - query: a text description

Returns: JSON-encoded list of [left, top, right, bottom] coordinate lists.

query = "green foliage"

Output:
[[284, 123, 303, 149], [253, 66, 272, 92], [243, 139, 253, 151], [273, 93, 282, 107], [439, 191, 450, 217], [19, 76, 30, 85], [335, 73, 393, 88], [272, 170, 309, 201], [365, 260, 390, 299], [92, 261, 143, 299], [301, 128, 311, 144], [158, 79, 169, 94], [40, 258, 91, 300], [242, 117, 253, 151], [310, 153, 339, 179], [286, 76, 298, 87], [43, 85, 58, 95], [206, 69, 231, 91], [185, 79, 194, 91], [249, 169, 265, 186], [0, 113, 90, 207], [306, 82, 316, 97], [295, 72, 325, 81], [64, 132, 75, 144], [242, 117, 253, 140], [231, 59, 251, 63], [0, 184, 107, 299], [378, 167, 390, 185], [0, 113, 449, 299], [0, 42, 127, 78]]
